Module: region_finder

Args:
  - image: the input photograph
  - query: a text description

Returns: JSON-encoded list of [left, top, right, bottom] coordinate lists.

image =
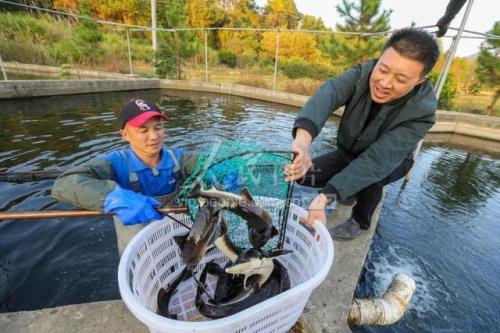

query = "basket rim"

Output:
[[117, 204, 334, 330]]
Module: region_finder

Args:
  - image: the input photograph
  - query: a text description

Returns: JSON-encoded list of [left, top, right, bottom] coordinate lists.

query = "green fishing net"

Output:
[[175, 140, 294, 250]]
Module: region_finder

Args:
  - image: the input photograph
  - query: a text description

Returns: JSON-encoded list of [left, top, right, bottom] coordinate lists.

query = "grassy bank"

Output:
[[454, 93, 500, 117], [1, 11, 497, 116], [0, 12, 152, 74]]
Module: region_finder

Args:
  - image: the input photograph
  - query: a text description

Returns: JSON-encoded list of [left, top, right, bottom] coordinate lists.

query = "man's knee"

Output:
[[383, 158, 414, 185]]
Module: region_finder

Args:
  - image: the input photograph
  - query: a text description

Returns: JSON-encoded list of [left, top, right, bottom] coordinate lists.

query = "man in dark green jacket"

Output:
[[285, 28, 440, 240]]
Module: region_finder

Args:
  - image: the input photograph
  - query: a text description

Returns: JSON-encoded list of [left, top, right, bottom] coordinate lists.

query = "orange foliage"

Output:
[[260, 31, 322, 62]]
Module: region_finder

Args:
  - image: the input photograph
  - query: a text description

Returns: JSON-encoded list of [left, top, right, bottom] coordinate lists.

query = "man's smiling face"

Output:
[[369, 47, 427, 104]]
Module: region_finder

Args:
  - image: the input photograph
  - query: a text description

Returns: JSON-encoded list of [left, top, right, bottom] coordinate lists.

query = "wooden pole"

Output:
[[0, 207, 187, 221]]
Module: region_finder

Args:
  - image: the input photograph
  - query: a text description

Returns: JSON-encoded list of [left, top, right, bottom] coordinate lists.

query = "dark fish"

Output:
[[195, 248, 291, 319], [174, 203, 221, 269], [157, 267, 192, 319], [157, 203, 221, 318], [190, 183, 278, 248]]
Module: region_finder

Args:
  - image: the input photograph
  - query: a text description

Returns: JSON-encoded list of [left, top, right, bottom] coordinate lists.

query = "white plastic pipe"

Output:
[[348, 273, 416, 326]]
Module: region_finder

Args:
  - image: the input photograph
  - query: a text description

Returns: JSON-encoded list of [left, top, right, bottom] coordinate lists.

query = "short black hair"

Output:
[[383, 28, 439, 76]]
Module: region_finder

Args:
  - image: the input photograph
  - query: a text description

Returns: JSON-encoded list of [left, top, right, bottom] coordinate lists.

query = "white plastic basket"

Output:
[[118, 200, 334, 333]]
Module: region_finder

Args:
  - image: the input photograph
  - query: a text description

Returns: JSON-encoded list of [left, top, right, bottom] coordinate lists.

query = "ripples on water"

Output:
[[0, 89, 336, 312], [0, 90, 499, 333], [354, 146, 500, 333]]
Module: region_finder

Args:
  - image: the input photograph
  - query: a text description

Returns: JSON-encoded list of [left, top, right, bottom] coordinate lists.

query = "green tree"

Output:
[[73, 0, 104, 65], [263, 0, 299, 29], [428, 71, 457, 110], [156, 0, 198, 78], [475, 21, 500, 116], [325, 0, 392, 69]]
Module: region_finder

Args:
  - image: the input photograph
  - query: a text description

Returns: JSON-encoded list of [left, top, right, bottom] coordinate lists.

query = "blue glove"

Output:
[[222, 171, 240, 192], [103, 186, 163, 225]]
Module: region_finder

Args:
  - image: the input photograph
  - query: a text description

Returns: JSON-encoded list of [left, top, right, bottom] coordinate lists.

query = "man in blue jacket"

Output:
[[285, 28, 440, 240], [52, 98, 195, 255]]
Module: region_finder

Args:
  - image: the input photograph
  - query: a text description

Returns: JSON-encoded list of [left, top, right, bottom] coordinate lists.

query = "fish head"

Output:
[[267, 249, 293, 258], [248, 224, 278, 249], [224, 249, 275, 288]]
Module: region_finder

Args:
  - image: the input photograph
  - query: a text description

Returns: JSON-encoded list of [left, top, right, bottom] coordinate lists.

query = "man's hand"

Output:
[[285, 129, 313, 181], [305, 193, 328, 226]]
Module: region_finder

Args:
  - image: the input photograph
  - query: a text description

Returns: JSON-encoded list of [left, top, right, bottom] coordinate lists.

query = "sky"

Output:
[[255, 0, 499, 57]]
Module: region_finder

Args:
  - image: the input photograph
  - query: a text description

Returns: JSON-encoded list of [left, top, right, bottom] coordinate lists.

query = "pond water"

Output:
[[0, 89, 499, 332]]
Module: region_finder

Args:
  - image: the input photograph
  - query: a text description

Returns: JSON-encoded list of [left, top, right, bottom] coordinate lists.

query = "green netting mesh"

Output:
[[175, 140, 294, 251]]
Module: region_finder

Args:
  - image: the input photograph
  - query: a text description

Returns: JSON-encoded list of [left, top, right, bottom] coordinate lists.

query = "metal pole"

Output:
[[435, 0, 474, 100], [272, 30, 280, 91], [405, 0, 474, 182], [0, 53, 7, 80], [126, 29, 133, 75], [204, 29, 208, 82], [151, 0, 157, 52]]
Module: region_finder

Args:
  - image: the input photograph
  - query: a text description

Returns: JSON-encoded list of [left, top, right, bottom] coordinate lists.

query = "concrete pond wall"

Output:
[[1, 78, 499, 142]]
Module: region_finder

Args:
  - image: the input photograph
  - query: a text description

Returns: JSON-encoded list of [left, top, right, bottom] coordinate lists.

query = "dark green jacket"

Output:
[[294, 60, 437, 200]]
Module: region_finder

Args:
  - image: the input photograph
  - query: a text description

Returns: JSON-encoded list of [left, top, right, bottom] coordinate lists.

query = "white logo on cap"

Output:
[[135, 99, 151, 111]]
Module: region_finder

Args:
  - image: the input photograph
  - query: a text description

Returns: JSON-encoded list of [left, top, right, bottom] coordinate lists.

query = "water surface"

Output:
[[0, 90, 499, 333]]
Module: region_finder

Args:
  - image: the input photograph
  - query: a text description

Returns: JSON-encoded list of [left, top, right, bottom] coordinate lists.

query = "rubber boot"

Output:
[[330, 217, 364, 240]]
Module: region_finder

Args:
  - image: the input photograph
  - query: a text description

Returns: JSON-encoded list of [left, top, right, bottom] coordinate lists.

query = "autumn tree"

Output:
[[299, 14, 332, 58], [54, 0, 150, 26], [325, 0, 392, 69], [53, 0, 80, 13], [156, 0, 198, 78], [218, 0, 260, 55], [187, 0, 227, 49], [433, 54, 478, 94], [263, 0, 299, 29], [475, 21, 500, 116], [92, 0, 151, 26], [300, 14, 327, 31], [260, 31, 322, 62]]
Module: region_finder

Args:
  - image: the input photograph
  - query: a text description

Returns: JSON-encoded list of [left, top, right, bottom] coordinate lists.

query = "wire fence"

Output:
[[0, 0, 498, 92]]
